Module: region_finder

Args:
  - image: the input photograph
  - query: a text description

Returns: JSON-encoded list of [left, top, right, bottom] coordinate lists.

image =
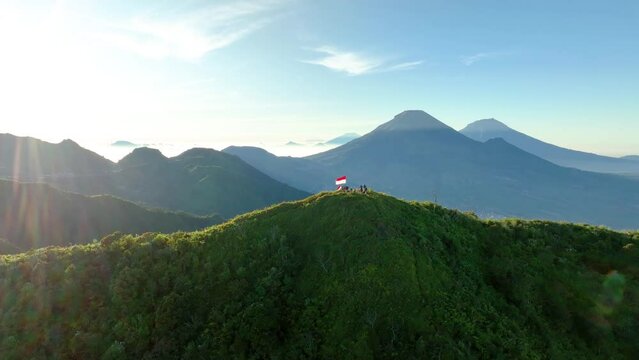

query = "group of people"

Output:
[[338, 184, 369, 193]]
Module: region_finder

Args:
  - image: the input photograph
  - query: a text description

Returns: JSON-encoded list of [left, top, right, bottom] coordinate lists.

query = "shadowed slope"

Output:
[[0, 179, 222, 253], [223, 146, 332, 193], [110, 148, 310, 217]]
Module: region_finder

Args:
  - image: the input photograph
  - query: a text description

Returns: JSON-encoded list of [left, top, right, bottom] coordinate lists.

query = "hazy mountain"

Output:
[[321, 132, 361, 146], [111, 140, 139, 147], [230, 111, 639, 229], [223, 146, 331, 193], [0, 135, 310, 218], [460, 118, 639, 174], [622, 155, 639, 161], [46, 147, 311, 218], [117, 146, 167, 168], [285, 141, 302, 146], [1, 191, 637, 358], [308, 111, 639, 229], [0, 179, 222, 254], [0, 133, 114, 180]]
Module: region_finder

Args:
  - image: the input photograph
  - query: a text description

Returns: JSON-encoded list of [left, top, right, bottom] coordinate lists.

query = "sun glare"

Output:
[[0, 4, 151, 143]]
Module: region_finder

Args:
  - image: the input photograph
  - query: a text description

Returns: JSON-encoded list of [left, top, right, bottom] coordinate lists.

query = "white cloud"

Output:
[[303, 46, 422, 76], [460, 51, 509, 66], [385, 60, 423, 71], [99, 0, 284, 61]]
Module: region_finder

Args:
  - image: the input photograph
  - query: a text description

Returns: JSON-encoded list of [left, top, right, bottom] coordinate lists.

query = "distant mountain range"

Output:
[[460, 119, 639, 175], [0, 135, 309, 218], [321, 132, 361, 146], [3, 112, 639, 229], [283, 133, 361, 147], [223, 146, 332, 193], [0, 179, 222, 254], [111, 140, 139, 147], [226, 111, 639, 229], [114, 147, 310, 217]]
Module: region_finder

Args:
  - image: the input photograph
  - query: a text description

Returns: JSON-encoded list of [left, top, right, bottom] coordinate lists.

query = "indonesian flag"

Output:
[[335, 176, 347, 185]]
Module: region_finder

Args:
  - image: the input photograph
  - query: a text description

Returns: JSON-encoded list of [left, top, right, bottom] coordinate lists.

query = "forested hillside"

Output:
[[1, 191, 636, 359], [0, 180, 222, 253]]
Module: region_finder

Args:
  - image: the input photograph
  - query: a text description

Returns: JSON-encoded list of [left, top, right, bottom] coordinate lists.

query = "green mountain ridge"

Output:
[[1, 191, 637, 358], [0, 179, 223, 254]]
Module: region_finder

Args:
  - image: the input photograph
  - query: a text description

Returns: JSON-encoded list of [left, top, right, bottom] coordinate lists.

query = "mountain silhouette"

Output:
[[223, 146, 331, 193], [111, 140, 139, 147], [461, 118, 639, 174], [0, 134, 114, 180], [322, 132, 361, 145], [118, 147, 168, 168]]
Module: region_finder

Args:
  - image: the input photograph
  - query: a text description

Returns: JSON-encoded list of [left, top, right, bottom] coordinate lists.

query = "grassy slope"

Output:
[[0, 180, 223, 253], [0, 192, 637, 359]]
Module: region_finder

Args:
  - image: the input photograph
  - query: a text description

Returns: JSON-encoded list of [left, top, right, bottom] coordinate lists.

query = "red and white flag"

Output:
[[335, 176, 347, 185]]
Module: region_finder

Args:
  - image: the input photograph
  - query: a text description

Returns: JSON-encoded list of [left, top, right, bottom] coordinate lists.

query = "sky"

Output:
[[0, 0, 638, 159]]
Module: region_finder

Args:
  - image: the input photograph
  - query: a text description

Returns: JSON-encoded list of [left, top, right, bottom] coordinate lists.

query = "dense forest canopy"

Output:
[[1, 192, 637, 359]]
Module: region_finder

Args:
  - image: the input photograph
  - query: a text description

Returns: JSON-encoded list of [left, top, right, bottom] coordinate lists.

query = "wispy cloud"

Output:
[[303, 46, 422, 76], [99, 0, 285, 61], [460, 51, 510, 66], [385, 60, 424, 72]]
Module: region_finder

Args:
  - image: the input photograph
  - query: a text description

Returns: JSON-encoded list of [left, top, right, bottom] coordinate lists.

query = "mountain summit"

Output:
[[118, 147, 168, 168], [461, 119, 639, 174], [0, 133, 114, 180], [374, 110, 453, 132], [461, 118, 511, 135]]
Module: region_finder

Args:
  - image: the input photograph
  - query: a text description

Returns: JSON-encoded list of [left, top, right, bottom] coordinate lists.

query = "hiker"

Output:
[[363, 185, 368, 193]]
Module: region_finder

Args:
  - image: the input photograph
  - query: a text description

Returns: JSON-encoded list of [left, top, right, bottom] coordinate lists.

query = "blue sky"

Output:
[[1, 0, 637, 157]]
